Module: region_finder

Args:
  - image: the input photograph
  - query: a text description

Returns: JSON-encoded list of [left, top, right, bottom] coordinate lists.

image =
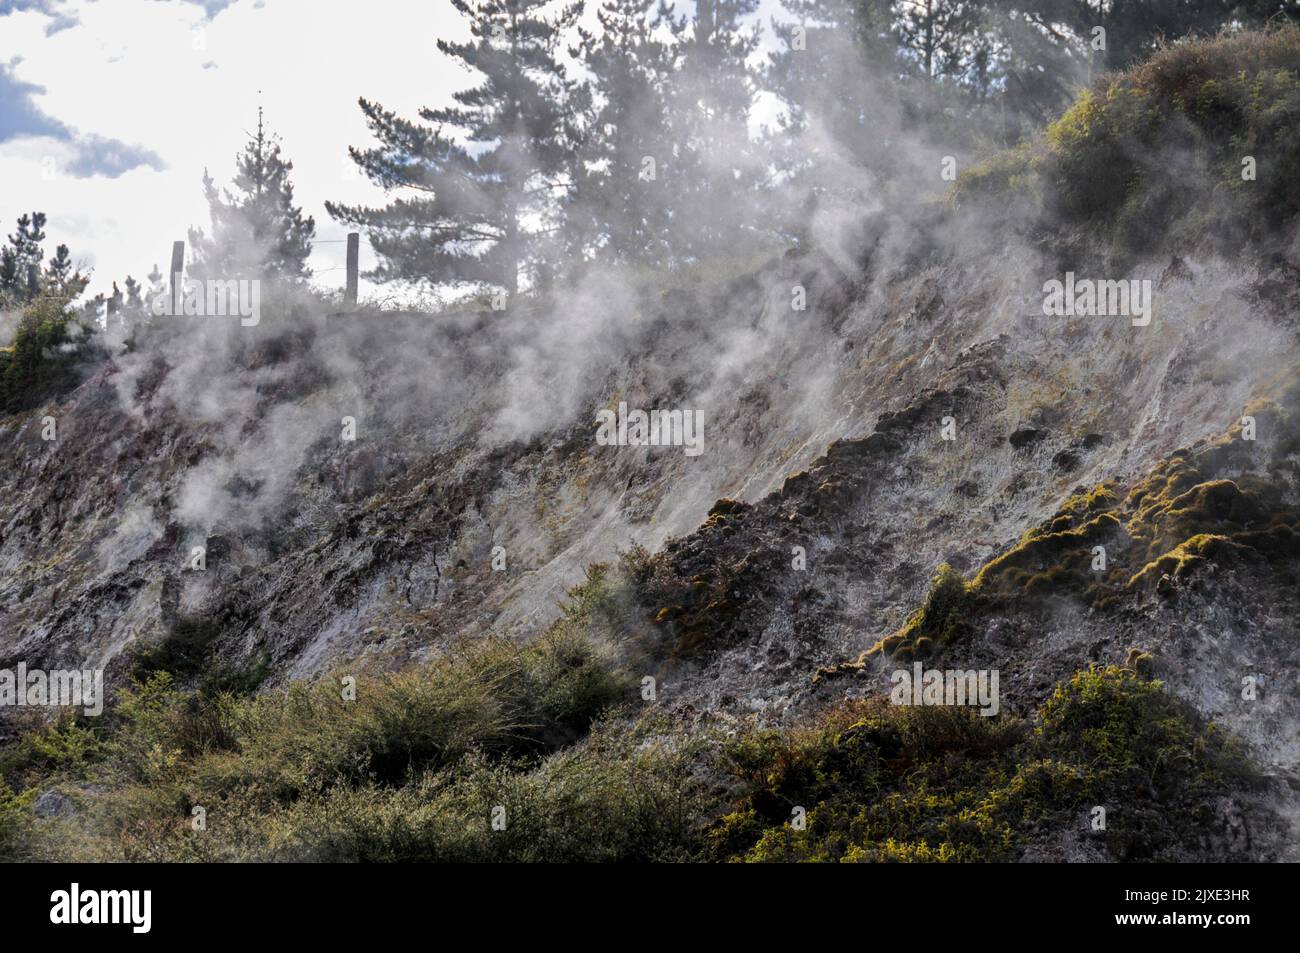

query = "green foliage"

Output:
[[973, 512, 1122, 605], [868, 562, 972, 660], [257, 721, 706, 862], [0, 296, 90, 412], [2, 640, 1266, 862], [327, 0, 583, 295], [951, 142, 1040, 204], [1038, 666, 1253, 793], [1, 565, 652, 860], [708, 701, 1024, 863], [0, 780, 38, 859], [128, 616, 273, 696], [953, 25, 1300, 250], [0, 212, 89, 310], [968, 387, 1300, 610], [567, 0, 678, 265], [0, 715, 103, 778], [129, 617, 222, 682], [711, 667, 1258, 863], [1060, 483, 1120, 518], [188, 109, 316, 285]]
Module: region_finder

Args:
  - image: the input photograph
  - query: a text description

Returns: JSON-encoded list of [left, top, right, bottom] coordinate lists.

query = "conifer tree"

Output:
[[0, 248, 17, 300], [893, 0, 986, 86], [662, 0, 763, 261], [768, 1, 895, 133], [762, 1, 900, 243], [189, 109, 316, 284], [0, 213, 87, 305], [124, 276, 143, 312], [569, 0, 677, 265], [0, 212, 47, 301], [45, 244, 77, 294], [328, 0, 583, 297]]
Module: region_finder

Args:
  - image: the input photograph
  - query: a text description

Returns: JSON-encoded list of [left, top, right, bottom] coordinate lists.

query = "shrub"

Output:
[[3, 582, 1266, 862], [0, 780, 37, 860], [952, 25, 1300, 251], [1037, 665, 1254, 795], [0, 296, 90, 411], [0, 562, 647, 859], [710, 667, 1260, 863]]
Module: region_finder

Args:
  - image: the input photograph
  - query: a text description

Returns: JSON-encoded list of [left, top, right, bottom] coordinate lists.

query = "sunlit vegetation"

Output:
[[954, 24, 1300, 250]]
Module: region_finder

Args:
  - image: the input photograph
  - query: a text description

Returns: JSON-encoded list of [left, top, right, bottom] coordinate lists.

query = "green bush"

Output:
[[0, 296, 89, 411], [709, 666, 1259, 863], [0, 780, 37, 859], [259, 722, 707, 862], [953, 25, 1300, 251], [867, 562, 972, 660], [0, 563, 649, 860], [1037, 665, 1254, 795]]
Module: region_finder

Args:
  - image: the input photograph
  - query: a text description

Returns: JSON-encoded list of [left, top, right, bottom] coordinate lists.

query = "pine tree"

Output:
[[764, 1, 901, 243], [0, 248, 17, 300], [124, 276, 143, 312], [662, 0, 764, 262], [0, 213, 47, 301], [893, 0, 987, 86], [569, 0, 678, 266], [768, 1, 895, 131], [766, 2, 898, 162], [106, 281, 124, 321], [44, 244, 82, 296], [328, 0, 583, 297], [0, 213, 86, 305], [79, 293, 105, 325], [11, 212, 46, 279], [999, 0, 1279, 79], [189, 109, 316, 285]]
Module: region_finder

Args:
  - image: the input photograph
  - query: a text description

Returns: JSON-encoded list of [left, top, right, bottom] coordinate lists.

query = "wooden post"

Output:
[[26, 264, 38, 300], [169, 240, 185, 313], [344, 232, 359, 308]]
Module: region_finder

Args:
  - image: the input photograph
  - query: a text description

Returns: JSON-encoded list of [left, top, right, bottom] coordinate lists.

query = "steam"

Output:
[[66, 13, 1297, 666]]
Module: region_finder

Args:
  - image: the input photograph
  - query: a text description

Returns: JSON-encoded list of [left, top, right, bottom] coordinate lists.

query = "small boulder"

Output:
[[33, 790, 72, 819]]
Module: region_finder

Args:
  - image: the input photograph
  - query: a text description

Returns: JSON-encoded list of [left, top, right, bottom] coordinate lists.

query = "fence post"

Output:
[[344, 232, 359, 308], [169, 240, 185, 314]]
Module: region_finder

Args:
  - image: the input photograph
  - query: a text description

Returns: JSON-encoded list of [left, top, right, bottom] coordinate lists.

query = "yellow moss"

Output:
[[1060, 483, 1119, 518], [972, 513, 1120, 596], [1125, 533, 1237, 589], [863, 564, 970, 661]]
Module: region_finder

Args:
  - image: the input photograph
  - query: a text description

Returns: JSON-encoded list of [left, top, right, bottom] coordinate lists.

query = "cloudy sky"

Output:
[[0, 0, 781, 304]]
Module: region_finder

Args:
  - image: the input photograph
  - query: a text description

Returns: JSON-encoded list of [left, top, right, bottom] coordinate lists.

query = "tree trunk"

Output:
[[504, 206, 519, 297], [925, 0, 934, 83]]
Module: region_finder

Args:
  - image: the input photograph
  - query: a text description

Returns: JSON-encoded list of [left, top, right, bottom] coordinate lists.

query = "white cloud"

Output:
[[0, 0, 470, 299], [1, 0, 784, 300]]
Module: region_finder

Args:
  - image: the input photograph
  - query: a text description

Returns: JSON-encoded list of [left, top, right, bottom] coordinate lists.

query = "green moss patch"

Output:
[[862, 563, 972, 663]]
